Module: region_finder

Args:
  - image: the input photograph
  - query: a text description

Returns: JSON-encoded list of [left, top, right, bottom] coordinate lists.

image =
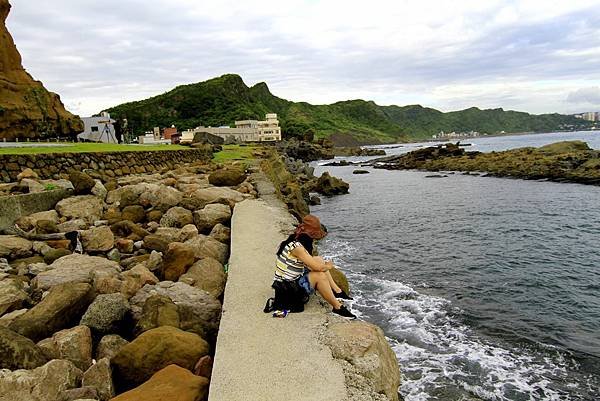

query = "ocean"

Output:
[[312, 131, 600, 401]]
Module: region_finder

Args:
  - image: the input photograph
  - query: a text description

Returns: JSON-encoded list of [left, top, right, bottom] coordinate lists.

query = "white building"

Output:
[[78, 112, 117, 143], [181, 113, 282, 143]]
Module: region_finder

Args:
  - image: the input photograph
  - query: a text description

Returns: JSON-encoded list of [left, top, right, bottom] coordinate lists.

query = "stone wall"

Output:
[[0, 148, 213, 182]]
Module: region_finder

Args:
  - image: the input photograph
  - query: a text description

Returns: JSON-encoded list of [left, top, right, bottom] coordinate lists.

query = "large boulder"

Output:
[[110, 220, 150, 241], [179, 257, 226, 298], [134, 294, 180, 336], [110, 326, 209, 392], [185, 234, 229, 264], [8, 282, 94, 342], [138, 184, 183, 211], [0, 326, 48, 370], [15, 210, 59, 231], [120, 264, 159, 299], [160, 206, 194, 228], [208, 168, 246, 186], [37, 325, 93, 371], [82, 357, 114, 401], [314, 172, 350, 196], [96, 334, 129, 361], [80, 293, 131, 336], [142, 234, 170, 253], [121, 205, 145, 224], [0, 277, 28, 316], [32, 254, 121, 291], [69, 171, 96, 195], [325, 321, 400, 401], [43, 248, 72, 264], [80, 226, 114, 252], [110, 364, 209, 401], [161, 242, 195, 281], [55, 195, 104, 223], [129, 281, 221, 342], [179, 187, 244, 210], [0, 235, 32, 259], [209, 223, 231, 244], [193, 203, 231, 233], [0, 359, 82, 401]]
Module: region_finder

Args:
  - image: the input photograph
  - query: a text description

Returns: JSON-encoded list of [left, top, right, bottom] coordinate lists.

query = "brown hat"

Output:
[[294, 215, 327, 240]]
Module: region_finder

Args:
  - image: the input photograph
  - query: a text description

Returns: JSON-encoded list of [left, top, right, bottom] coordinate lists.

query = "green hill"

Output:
[[105, 74, 591, 144]]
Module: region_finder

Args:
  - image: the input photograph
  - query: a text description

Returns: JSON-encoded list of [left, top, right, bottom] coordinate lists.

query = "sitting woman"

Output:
[[273, 214, 356, 319]]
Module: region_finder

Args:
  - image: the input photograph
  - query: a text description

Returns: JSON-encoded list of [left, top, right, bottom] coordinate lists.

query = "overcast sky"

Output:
[[7, 0, 600, 117]]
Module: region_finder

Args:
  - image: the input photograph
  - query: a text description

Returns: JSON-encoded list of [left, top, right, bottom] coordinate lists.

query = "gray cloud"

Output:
[[567, 87, 600, 104]]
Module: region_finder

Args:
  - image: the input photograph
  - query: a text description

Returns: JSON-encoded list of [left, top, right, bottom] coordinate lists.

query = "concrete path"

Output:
[[209, 181, 347, 400]]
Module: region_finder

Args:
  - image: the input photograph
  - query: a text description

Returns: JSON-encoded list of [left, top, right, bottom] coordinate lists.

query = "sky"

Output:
[[6, 0, 600, 117]]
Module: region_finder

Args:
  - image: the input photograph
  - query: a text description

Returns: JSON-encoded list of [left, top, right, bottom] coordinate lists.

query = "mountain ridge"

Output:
[[105, 74, 591, 143]]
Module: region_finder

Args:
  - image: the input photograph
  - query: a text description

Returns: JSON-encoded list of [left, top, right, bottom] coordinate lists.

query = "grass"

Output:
[[0, 142, 188, 155], [212, 144, 260, 163]]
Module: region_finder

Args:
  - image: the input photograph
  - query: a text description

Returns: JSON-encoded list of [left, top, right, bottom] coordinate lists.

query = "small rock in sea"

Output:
[[424, 174, 447, 178], [309, 195, 321, 205], [352, 170, 370, 174]]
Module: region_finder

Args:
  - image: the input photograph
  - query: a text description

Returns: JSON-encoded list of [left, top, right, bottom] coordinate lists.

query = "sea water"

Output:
[[312, 131, 600, 400]]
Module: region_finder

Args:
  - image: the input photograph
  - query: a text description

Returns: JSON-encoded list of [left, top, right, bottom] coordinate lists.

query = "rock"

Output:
[[209, 223, 230, 243], [61, 387, 99, 401], [33, 254, 121, 291], [56, 195, 104, 224], [353, 169, 370, 174], [193, 203, 231, 233], [16, 210, 59, 231], [314, 172, 350, 196], [0, 326, 48, 370], [80, 293, 130, 336], [46, 239, 71, 249], [0, 235, 32, 259], [309, 195, 321, 205], [103, 207, 122, 224], [57, 218, 88, 232], [43, 248, 72, 264], [179, 224, 199, 242], [37, 325, 93, 371], [91, 180, 108, 200], [134, 294, 180, 336], [109, 364, 209, 401], [110, 220, 150, 241], [80, 226, 114, 252], [538, 140, 591, 154], [96, 334, 128, 361], [179, 257, 226, 298], [0, 278, 28, 316], [70, 171, 96, 195], [110, 326, 209, 392], [120, 264, 159, 299], [32, 241, 52, 255], [142, 234, 169, 253], [179, 187, 244, 210], [146, 209, 163, 222], [145, 250, 162, 272], [0, 359, 83, 401], [129, 281, 221, 342], [106, 248, 120, 262], [35, 219, 59, 234], [82, 358, 114, 401], [121, 205, 145, 224], [329, 266, 350, 296], [17, 168, 39, 180], [9, 282, 94, 342], [208, 168, 246, 186], [115, 239, 134, 254], [161, 242, 195, 281], [0, 308, 27, 327], [193, 355, 213, 379], [185, 235, 229, 264], [160, 206, 193, 228], [325, 321, 400, 401], [138, 185, 183, 212]]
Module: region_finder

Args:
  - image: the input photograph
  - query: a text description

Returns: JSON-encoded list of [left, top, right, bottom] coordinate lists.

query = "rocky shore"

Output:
[[370, 140, 600, 185], [0, 160, 254, 400]]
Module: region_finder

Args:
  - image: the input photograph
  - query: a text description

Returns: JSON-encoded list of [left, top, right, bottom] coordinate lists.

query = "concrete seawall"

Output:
[[209, 170, 400, 401]]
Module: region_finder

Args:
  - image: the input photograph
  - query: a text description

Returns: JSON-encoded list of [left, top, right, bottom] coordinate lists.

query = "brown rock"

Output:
[[142, 234, 169, 253], [17, 168, 38, 180], [134, 294, 180, 336], [0, 235, 32, 259], [161, 242, 195, 281], [110, 364, 209, 401], [0, 326, 48, 370], [82, 357, 114, 401], [209, 223, 230, 243], [329, 266, 350, 296], [121, 205, 145, 223], [96, 334, 128, 361], [110, 326, 209, 392], [193, 203, 231, 233], [115, 238, 134, 253], [193, 355, 213, 379], [16, 210, 59, 231], [179, 257, 226, 298], [110, 220, 150, 241], [103, 207, 122, 224], [160, 206, 193, 228], [146, 209, 163, 222], [0, 277, 28, 316], [43, 248, 72, 264], [208, 168, 246, 186], [69, 171, 96, 195], [120, 264, 159, 299], [56, 195, 104, 224], [37, 325, 93, 371], [35, 219, 58, 234], [80, 226, 114, 252], [46, 239, 71, 249], [185, 235, 229, 264]]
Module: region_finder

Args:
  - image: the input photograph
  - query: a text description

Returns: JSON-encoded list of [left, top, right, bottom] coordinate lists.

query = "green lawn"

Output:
[[212, 144, 260, 163], [0, 142, 188, 155]]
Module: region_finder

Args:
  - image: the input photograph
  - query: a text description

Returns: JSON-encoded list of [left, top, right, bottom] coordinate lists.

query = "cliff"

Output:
[[0, 0, 82, 140]]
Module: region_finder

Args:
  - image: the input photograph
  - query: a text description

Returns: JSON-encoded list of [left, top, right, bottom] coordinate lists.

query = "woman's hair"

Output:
[[276, 233, 313, 255]]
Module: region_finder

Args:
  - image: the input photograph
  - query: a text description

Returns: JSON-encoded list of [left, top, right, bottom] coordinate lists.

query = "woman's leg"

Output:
[[325, 271, 342, 293], [308, 271, 342, 309]]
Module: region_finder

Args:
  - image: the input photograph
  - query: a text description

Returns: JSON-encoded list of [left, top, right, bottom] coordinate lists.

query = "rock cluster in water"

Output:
[[0, 161, 256, 400], [371, 140, 600, 185], [0, 0, 82, 140]]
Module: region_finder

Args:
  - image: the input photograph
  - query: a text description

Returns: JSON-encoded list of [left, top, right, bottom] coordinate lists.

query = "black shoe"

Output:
[[334, 289, 353, 300], [332, 305, 357, 319]]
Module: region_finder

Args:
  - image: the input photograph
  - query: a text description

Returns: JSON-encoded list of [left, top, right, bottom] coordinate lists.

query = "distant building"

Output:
[[78, 112, 117, 143], [582, 112, 598, 121], [163, 127, 178, 139], [181, 113, 282, 144]]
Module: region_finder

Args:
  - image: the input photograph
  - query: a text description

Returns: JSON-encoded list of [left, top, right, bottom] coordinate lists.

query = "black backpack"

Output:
[[264, 278, 309, 313]]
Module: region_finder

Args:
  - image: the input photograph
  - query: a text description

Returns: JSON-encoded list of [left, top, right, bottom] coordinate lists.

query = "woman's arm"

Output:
[[291, 246, 332, 272]]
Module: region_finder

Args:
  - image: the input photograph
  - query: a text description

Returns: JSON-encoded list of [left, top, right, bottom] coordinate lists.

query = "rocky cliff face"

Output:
[[0, 0, 82, 140]]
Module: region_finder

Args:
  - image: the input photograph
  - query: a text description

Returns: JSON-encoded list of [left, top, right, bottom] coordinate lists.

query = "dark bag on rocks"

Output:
[[264, 278, 309, 313]]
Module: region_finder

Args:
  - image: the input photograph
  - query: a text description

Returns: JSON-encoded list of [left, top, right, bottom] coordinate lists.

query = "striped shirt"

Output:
[[274, 241, 306, 281]]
